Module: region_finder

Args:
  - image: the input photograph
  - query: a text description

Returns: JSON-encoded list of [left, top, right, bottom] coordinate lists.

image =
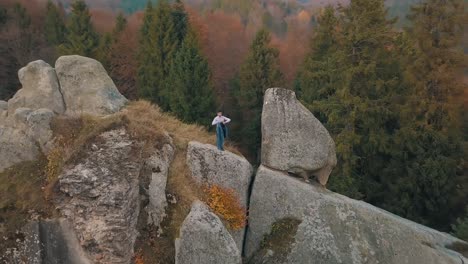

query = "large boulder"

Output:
[[186, 141, 253, 250], [11, 219, 91, 264], [245, 166, 468, 264], [57, 129, 141, 264], [0, 126, 39, 172], [7, 60, 65, 115], [175, 201, 242, 264], [24, 108, 55, 153], [55, 55, 127, 116], [144, 142, 175, 227], [261, 88, 336, 185]]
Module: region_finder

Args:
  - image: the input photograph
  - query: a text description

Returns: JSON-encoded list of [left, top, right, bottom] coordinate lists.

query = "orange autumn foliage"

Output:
[[204, 185, 247, 230]]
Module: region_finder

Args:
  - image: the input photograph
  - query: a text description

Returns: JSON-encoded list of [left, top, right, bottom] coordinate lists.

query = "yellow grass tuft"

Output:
[[204, 185, 247, 230]]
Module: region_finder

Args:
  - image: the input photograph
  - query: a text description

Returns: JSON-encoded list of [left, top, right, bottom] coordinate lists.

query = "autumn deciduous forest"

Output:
[[0, 0, 466, 240]]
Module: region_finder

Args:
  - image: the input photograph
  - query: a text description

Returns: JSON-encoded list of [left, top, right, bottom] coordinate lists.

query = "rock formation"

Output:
[[55, 55, 127, 116], [2, 60, 467, 264], [186, 141, 253, 250], [261, 88, 336, 185], [57, 129, 141, 264], [12, 219, 91, 264], [245, 165, 467, 263], [175, 201, 242, 264], [0, 56, 127, 173], [7, 60, 65, 115], [144, 141, 175, 227]]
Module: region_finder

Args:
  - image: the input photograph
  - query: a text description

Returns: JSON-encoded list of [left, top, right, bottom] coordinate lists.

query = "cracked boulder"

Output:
[[55, 55, 127, 116], [261, 87, 336, 185], [144, 141, 175, 228], [57, 129, 141, 264], [245, 166, 468, 264], [11, 219, 91, 264], [175, 201, 242, 264], [7, 60, 65, 115], [186, 141, 253, 250]]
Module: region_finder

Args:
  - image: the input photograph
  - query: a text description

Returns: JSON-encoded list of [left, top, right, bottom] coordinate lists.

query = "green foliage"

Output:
[[172, 0, 188, 46], [297, 0, 466, 231], [167, 28, 215, 124], [452, 207, 468, 241], [237, 29, 283, 158], [113, 12, 128, 36], [44, 0, 66, 46], [137, 0, 181, 109], [386, 0, 466, 229], [0, 6, 7, 27], [59, 0, 99, 57], [298, 1, 403, 199], [13, 3, 31, 29], [96, 32, 112, 68]]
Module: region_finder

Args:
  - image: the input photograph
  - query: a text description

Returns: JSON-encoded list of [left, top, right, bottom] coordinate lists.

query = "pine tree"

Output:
[[59, 0, 99, 57], [297, 0, 404, 199], [96, 32, 112, 68], [44, 0, 66, 46], [296, 6, 341, 117], [167, 28, 215, 124], [172, 0, 188, 46], [137, 0, 177, 109], [389, 0, 467, 229], [113, 12, 127, 36], [237, 29, 283, 159], [137, 1, 155, 100]]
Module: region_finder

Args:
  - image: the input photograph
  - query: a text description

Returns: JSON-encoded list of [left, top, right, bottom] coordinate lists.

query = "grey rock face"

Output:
[[0, 126, 39, 172], [261, 88, 336, 185], [186, 141, 253, 250], [13, 219, 91, 264], [0, 100, 7, 110], [175, 201, 242, 264], [55, 55, 127, 116], [245, 166, 468, 264], [25, 108, 55, 153], [0, 108, 55, 172], [57, 129, 141, 264], [144, 142, 175, 228], [7, 60, 65, 115]]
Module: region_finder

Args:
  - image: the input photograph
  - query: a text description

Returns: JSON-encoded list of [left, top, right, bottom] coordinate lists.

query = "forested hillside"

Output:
[[0, 0, 466, 244]]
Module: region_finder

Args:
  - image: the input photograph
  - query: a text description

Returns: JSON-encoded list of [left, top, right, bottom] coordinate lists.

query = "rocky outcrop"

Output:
[[0, 126, 39, 172], [175, 201, 242, 264], [0, 107, 56, 172], [186, 141, 253, 250], [7, 60, 65, 115], [57, 129, 141, 264], [144, 142, 175, 228], [245, 165, 468, 264], [0, 55, 129, 172], [55, 55, 127, 116], [12, 219, 91, 264], [261, 88, 336, 185]]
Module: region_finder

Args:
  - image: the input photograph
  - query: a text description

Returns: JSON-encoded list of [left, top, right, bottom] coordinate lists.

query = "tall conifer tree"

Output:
[[389, 0, 467, 229], [59, 0, 99, 57], [237, 29, 283, 159], [44, 0, 66, 46], [167, 28, 215, 124]]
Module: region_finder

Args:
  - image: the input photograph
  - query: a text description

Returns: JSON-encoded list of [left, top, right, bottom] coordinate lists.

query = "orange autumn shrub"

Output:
[[204, 185, 247, 230]]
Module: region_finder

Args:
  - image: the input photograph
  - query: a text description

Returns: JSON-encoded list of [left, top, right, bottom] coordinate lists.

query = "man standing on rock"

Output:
[[212, 111, 231, 151]]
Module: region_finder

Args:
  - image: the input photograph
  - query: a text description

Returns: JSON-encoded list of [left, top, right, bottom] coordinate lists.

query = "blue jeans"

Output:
[[216, 123, 227, 150]]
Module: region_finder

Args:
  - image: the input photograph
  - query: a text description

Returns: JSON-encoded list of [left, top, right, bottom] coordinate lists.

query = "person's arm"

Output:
[[212, 117, 218, 126], [223, 116, 231, 124]]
